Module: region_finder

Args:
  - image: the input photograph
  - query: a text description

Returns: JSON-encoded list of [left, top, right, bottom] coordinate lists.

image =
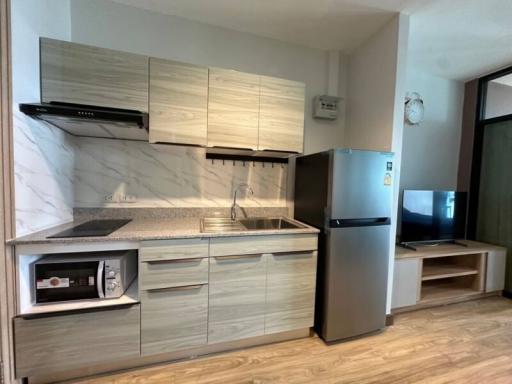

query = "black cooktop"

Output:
[[47, 219, 132, 239]]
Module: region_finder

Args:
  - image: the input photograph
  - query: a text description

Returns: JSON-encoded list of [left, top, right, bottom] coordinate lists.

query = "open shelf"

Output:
[[422, 264, 478, 281], [19, 278, 139, 316], [420, 278, 481, 303]]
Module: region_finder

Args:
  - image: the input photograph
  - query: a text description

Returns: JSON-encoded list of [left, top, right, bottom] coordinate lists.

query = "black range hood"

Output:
[[19, 102, 149, 141]]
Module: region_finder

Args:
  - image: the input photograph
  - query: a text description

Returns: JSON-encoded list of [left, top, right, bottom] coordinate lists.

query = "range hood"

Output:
[[19, 102, 149, 141]]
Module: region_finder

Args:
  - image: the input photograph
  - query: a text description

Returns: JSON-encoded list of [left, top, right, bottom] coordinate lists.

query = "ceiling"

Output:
[[408, 0, 512, 81], [110, 0, 425, 52], [111, 0, 512, 80]]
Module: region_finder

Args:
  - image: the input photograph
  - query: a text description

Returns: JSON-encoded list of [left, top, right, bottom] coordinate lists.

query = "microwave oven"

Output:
[[33, 250, 137, 303]]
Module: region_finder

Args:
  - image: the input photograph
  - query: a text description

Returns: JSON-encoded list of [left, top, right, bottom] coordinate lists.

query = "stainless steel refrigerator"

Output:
[[294, 149, 393, 343]]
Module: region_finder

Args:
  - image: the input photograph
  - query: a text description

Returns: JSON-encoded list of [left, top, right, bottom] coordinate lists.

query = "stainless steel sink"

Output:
[[239, 217, 305, 230], [200, 217, 305, 233], [200, 217, 245, 233]]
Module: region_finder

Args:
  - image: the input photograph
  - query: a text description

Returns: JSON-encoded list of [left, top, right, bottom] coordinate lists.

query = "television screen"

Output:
[[401, 190, 467, 244]]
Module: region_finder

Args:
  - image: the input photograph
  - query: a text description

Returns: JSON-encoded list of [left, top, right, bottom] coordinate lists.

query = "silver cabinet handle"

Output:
[[213, 254, 262, 261], [272, 250, 314, 256], [144, 257, 204, 264], [146, 284, 206, 293]]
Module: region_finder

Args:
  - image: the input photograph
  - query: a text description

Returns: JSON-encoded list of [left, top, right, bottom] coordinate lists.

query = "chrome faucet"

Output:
[[231, 183, 254, 221]]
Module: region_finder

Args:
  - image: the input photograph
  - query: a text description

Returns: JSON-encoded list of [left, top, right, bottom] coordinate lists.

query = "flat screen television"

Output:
[[400, 190, 467, 244]]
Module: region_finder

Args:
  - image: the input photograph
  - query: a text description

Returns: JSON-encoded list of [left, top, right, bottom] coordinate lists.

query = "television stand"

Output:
[[392, 240, 507, 313], [402, 240, 468, 251]]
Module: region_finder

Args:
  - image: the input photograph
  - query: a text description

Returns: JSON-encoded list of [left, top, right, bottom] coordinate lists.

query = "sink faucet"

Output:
[[231, 183, 254, 221]]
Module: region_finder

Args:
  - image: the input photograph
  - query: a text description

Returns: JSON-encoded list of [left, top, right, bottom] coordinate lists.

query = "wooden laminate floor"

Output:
[[75, 297, 512, 384]]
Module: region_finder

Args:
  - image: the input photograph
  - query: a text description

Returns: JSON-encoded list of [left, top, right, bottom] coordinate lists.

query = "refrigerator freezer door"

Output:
[[330, 150, 393, 220], [321, 225, 389, 342]]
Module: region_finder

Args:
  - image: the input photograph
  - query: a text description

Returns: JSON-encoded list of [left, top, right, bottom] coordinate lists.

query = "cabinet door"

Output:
[[485, 249, 507, 292], [207, 68, 260, 150], [40, 38, 149, 111], [208, 254, 267, 343], [258, 76, 305, 153], [392, 258, 421, 309], [265, 251, 317, 334], [149, 58, 208, 145], [141, 284, 208, 356], [14, 304, 140, 378]]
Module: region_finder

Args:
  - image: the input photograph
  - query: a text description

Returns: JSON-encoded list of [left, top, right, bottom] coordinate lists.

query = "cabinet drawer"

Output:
[[140, 257, 209, 290], [141, 284, 208, 356], [210, 234, 317, 257], [140, 238, 209, 262], [208, 254, 267, 344], [14, 304, 140, 378]]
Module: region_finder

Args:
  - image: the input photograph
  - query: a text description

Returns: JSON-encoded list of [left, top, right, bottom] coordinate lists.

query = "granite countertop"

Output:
[[8, 217, 319, 245]]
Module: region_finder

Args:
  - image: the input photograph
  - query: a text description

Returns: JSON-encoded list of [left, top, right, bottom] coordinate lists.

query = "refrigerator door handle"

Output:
[[329, 217, 390, 228]]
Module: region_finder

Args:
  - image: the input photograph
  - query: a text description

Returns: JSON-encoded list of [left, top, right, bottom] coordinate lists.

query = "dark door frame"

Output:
[[467, 65, 512, 239]]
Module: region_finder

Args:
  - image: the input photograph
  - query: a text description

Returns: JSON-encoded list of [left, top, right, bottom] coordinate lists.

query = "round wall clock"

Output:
[[404, 92, 424, 125]]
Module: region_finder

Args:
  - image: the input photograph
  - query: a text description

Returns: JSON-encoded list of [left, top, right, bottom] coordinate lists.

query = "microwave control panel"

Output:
[[104, 259, 123, 297]]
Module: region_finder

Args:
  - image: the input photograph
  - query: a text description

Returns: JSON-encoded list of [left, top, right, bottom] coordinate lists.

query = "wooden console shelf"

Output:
[[392, 240, 507, 313], [422, 264, 478, 281]]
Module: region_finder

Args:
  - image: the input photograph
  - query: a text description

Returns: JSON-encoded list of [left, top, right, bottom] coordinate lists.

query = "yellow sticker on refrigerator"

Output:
[[384, 173, 392, 186]]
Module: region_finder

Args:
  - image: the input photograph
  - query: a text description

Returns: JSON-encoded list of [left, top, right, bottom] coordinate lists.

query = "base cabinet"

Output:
[[392, 258, 421, 309], [265, 252, 317, 334], [141, 285, 208, 356], [14, 305, 140, 378], [208, 254, 267, 343], [486, 248, 507, 292]]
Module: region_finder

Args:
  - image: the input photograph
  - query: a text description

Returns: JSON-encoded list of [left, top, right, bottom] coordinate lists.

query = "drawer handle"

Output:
[[273, 250, 314, 256], [145, 257, 204, 264], [146, 284, 206, 293], [214, 254, 262, 261]]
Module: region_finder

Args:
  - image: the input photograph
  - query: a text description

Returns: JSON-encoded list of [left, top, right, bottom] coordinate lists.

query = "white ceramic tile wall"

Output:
[[13, 110, 75, 236], [74, 138, 287, 208]]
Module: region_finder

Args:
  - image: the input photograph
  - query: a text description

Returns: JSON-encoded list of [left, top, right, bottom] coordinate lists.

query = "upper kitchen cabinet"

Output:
[[40, 38, 149, 112], [149, 58, 208, 146], [207, 68, 260, 150], [258, 76, 305, 153]]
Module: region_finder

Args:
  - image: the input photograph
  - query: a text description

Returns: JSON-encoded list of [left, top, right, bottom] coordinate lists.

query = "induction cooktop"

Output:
[[47, 219, 132, 238]]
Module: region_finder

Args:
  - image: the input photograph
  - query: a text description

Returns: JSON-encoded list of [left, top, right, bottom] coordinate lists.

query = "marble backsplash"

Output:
[[13, 109, 75, 236], [74, 137, 288, 209]]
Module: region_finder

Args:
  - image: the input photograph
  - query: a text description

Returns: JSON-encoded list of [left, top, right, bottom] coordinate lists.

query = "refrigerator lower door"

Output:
[[321, 225, 390, 342]]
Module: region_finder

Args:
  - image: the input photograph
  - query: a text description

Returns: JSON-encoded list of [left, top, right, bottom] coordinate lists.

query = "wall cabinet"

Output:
[[207, 68, 260, 150], [258, 76, 305, 153], [208, 254, 267, 343], [40, 38, 149, 112], [39, 38, 306, 152], [149, 58, 208, 145], [265, 251, 317, 334], [14, 305, 140, 378]]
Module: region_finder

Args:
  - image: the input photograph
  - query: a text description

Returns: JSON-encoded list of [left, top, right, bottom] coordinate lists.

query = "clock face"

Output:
[[405, 99, 424, 125]]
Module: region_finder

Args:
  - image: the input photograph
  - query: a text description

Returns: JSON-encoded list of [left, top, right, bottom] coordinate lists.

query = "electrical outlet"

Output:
[[119, 194, 137, 203]]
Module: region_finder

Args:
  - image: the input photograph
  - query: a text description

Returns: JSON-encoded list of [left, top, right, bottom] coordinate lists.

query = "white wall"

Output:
[[345, 15, 406, 153], [11, 0, 75, 236], [345, 14, 410, 314], [69, 0, 346, 155], [400, 69, 464, 193]]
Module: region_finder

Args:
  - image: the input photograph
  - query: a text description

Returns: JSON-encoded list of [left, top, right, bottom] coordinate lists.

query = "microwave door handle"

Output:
[[97, 261, 105, 298]]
